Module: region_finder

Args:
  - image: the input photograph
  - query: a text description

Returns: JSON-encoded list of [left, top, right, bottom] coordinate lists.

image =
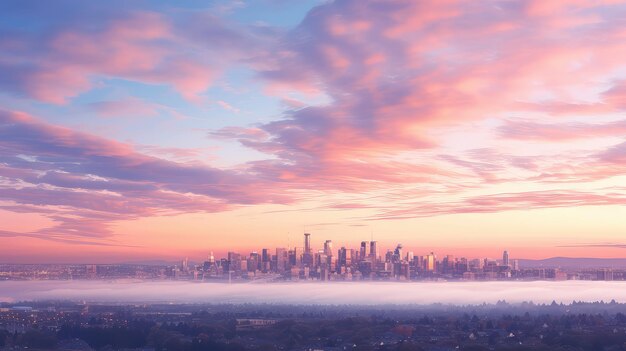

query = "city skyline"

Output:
[[2, 0, 626, 263], [3, 231, 625, 283]]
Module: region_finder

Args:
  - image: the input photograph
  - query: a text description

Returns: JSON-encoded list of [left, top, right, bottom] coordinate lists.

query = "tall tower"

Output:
[[394, 244, 403, 262], [324, 240, 333, 256], [304, 233, 311, 253], [360, 241, 368, 260], [426, 252, 436, 271], [503, 250, 510, 267], [369, 241, 378, 261], [182, 257, 189, 272]]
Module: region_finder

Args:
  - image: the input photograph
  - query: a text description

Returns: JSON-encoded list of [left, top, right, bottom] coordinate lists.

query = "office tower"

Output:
[[406, 251, 414, 262], [469, 258, 483, 271], [304, 233, 311, 253], [598, 268, 614, 281], [248, 252, 259, 272], [315, 250, 325, 265], [288, 248, 298, 267], [369, 241, 378, 261], [442, 255, 455, 273], [203, 252, 216, 272], [457, 257, 468, 273], [220, 258, 229, 274], [182, 257, 189, 272], [261, 249, 269, 263], [321, 240, 333, 270], [400, 262, 410, 280], [503, 250, 510, 267], [301, 233, 312, 266], [338, 247, 345, 267], [385, 250, 394, 263], [338, 247, 351, 268], [260, 248, 270, 272], [324, 240, 333, 256], [414, 255, 424, 271], [394, 244, 403, 262], [358, 261, 372, 279], [360, 241, 368, 261], [275, 248, 287, 273], [228, 252, 241, 273], [425, 252, 436, 271]]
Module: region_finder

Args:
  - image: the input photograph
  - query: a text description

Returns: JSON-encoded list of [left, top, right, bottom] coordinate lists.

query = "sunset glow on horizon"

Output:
[[2, 0, 626, 263]]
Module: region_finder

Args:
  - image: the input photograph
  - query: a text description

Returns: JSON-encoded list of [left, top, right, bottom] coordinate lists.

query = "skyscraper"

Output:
[[426, 252, 436, 271], [337, 247, 352, 268], [360, 241, 368, 261], [261, 249, 269, 263], [324, 240, 333, 256], [261, 248, 270, 272], [182, 257, 189, 272], [369, 241, 378, 261], [394, 244, 403, 262], [275, 248, 287, 273], [304, 233, 311, 253], [503, 250, 510, 267], [228, 252, 241, 273]]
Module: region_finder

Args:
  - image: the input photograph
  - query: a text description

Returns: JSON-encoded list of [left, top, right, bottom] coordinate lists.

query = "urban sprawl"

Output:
[[2, 233, 623, 282]]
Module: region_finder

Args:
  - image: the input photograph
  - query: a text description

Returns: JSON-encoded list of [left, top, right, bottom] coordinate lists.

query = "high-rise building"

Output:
[[248, 252, 259, 272], [227, 252, 241, 273], [324, 240, 333, 256], [442, 255, 455, 273], [260, 248, 270, 272], [338, 247, 352, 268], [275, 248, 287, 273], [181, 257, 189, 272], [425, 252, 436, 271], [360, 241, 368, 261], [393, 244, 403, 262], [369, 241, 378, 261], [304, 233, 311, 253], [288, 248, 299, 267], [503, 250, 510, 267]]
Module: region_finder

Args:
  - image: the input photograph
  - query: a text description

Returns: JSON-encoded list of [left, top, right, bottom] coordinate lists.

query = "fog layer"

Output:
[[1, 281, 625, 305]]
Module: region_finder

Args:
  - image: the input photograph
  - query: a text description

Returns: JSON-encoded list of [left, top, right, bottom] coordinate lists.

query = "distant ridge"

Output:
[[116, 260, 178, 266], [519, 257, 626, 269]]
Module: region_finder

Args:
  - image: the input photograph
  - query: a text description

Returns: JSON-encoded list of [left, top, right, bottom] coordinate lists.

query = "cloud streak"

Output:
[[2, 0, 626, 250]]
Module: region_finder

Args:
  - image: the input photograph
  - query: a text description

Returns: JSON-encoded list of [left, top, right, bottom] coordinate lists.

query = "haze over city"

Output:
[[1, 0, 626, 264]]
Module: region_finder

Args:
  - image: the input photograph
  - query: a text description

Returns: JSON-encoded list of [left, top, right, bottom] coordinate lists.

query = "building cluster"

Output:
[[1, 233, 623, 282], [175, 233, 523, 281]]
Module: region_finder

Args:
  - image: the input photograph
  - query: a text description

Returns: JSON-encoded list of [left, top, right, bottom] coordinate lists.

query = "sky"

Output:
[[1, 0, 626, 263]]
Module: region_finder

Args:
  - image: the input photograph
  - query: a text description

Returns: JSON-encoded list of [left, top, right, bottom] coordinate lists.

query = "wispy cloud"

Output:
[[2, 0, 626, 250]]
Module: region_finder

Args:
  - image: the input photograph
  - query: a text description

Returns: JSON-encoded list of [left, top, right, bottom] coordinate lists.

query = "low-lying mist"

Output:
[[1, 280, 624, 305]]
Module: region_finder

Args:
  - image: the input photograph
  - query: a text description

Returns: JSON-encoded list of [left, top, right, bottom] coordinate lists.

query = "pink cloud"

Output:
[[498, 119, 626, 141], [88, 98, 160, 118], [4, 0, 626, 247], [0, 110, 293, 244], [246, 0, 626, 173], [370, 189, 626, 220], [0, 8, 271, 104]]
